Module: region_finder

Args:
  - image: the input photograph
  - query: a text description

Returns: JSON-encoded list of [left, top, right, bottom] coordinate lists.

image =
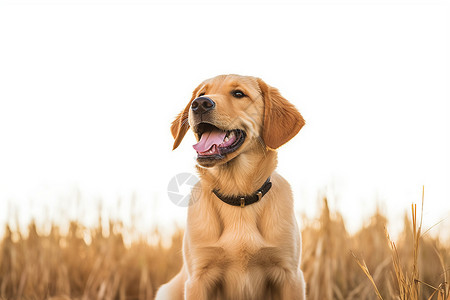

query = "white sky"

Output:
[[0, 0, 449, 239]]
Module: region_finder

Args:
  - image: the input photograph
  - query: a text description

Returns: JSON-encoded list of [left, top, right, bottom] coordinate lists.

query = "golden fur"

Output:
[[156, 75, 306, 300]]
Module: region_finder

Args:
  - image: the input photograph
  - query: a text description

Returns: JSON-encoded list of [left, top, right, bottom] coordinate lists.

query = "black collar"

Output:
[[212, 177, 272, 208]]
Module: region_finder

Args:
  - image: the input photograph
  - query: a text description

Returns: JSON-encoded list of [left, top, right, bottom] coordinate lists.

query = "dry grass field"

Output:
[[0, 195, 448, 300]]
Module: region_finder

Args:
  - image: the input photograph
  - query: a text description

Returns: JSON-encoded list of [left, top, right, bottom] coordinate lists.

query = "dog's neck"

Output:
[[196, 148, 277, 196]]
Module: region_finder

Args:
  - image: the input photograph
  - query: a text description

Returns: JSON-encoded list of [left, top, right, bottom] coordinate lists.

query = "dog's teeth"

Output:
[[224, 137, 229, 142], [207, 146, 216, 154]]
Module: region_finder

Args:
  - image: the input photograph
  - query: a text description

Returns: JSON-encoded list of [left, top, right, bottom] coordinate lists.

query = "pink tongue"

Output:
[[193, 130, 226, 153]]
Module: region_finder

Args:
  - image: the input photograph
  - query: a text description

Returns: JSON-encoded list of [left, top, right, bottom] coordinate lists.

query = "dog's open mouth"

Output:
[[193, 123, 246, 159]]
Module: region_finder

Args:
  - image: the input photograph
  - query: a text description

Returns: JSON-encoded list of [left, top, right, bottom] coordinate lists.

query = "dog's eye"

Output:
[[231, 90, 246, 98]]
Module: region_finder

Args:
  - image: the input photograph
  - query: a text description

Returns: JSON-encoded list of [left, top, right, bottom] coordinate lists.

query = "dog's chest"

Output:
[[194, 242, 286, 300], [216, 208, 285, 266], [191, 222, 287, 299]]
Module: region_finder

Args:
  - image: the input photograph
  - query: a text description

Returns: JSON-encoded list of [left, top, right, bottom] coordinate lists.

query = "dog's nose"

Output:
[[191, 97, 215, 114]]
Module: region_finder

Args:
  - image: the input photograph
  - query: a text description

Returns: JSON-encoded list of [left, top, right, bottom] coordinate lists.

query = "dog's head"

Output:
[[171, 74, 305, 168]]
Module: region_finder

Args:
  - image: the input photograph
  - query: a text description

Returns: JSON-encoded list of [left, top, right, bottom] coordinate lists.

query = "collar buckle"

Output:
[[256, 191, 262, 201]]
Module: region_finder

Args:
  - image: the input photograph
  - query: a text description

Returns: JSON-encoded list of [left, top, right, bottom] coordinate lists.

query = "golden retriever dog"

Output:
[[156, 74, 306, 300]]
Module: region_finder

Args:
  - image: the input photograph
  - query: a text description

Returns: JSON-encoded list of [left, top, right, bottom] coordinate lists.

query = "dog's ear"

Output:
[[257, 78, 305, 150], [171, 85, 201, 150]]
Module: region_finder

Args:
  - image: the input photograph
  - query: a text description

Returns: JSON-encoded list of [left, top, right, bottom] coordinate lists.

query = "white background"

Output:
[[0, 0, 449, 240]]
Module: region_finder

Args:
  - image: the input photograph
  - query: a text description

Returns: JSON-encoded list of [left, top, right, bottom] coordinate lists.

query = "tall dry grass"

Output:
[[0, 197, 448, 300], [352, 188, 450, 300]]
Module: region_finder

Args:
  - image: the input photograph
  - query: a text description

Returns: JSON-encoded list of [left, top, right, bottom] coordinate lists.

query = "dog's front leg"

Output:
[[184, 246, 227, 299], [184, 279, 211, 300], [279, 270, 306, 300]]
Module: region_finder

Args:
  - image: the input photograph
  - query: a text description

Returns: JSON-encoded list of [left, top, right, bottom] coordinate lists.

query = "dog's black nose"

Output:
[[191, 97, 215, 114]]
